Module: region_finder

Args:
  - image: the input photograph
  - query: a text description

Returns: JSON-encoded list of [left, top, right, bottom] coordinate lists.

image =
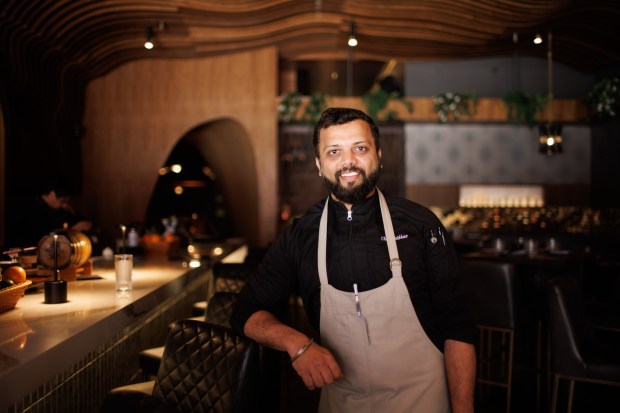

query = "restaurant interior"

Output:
[[1, 1, 620, 412]]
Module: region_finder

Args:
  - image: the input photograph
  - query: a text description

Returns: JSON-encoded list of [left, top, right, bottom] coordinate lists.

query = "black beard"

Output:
[[321, 166, 381, 206]]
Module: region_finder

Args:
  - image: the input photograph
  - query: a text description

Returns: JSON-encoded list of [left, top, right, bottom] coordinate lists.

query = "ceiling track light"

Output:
[[144, 25, 154, 49], [347, 21, 357, 47], [533, 33, 543, 44]]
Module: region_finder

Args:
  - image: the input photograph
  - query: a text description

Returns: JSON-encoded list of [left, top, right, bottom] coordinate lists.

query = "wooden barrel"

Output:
[[37, 231, 92, 269]]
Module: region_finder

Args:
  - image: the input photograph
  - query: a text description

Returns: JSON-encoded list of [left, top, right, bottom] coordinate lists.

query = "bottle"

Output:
[[127, 227, 139, 248]]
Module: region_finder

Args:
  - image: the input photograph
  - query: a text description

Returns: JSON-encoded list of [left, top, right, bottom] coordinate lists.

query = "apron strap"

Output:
[[318, 196, 330, 285], [317, 189, 402, 286], [377, 190, 403, 276]]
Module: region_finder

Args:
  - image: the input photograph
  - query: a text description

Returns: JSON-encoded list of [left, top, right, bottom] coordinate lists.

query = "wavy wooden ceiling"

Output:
[[2, 0, 619, 86]]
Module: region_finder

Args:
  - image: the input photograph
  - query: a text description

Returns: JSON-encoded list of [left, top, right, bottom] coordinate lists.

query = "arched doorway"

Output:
[[145, 118, 259, 246]]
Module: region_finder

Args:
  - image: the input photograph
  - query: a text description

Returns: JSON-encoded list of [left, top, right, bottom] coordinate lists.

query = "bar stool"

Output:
[[460, 259, 518, 413], [547, 276, 620, 413], [100, 320, 260, 413], [138, 291, 240, 378]]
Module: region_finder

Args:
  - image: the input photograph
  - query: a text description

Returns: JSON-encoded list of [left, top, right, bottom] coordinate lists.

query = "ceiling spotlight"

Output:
[[533, 33, 543, 45], [144, 26, 154, 49], [347, 22, 358, 47]]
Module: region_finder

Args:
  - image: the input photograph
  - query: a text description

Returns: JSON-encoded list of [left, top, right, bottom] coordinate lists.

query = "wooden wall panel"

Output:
[[0, 107, 4, 246], [81, 48, 278, 247]]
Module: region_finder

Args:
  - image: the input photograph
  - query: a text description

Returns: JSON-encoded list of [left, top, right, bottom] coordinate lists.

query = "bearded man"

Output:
[[231, 107, 476, 413]]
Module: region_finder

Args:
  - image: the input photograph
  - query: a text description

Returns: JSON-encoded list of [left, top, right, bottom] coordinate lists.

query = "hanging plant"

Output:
[[432, 92, 477, 123], [502, 92, 548, 127], [277, 91, 302, 123], [302, 92, 328, 124], [362, 88, 413, 122], [585, 77, 619, 122]]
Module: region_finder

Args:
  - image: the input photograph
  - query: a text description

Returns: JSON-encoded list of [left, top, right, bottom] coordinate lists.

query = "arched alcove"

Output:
[[145, 118, 259, 245]]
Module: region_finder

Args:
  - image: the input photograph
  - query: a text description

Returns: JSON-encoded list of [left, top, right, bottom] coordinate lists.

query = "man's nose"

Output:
[[341, 152, 356, 167]]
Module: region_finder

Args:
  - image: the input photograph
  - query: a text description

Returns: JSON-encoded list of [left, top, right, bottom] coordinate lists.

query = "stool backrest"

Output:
[[547, 276, 596, 375], [460, 259, 517, 329], [152, 319, 259, 413], [205, 292, 239, 328]]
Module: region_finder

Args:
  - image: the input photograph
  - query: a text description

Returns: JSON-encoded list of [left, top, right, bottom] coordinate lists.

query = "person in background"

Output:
[[231, 107, 476, 412], [14, 177, 93, 248]]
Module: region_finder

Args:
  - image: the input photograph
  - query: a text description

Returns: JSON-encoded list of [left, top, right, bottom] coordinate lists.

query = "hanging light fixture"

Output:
[[539, 30, 563, 155], [347, 21, 358, 47], [533, 33, 543, 45], [144, 25, 154, 49]]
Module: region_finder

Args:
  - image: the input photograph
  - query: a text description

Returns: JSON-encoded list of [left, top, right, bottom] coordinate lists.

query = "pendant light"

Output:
[[144, 25, 154, 49], [539, 30, 563, 155], [347, 22, 358, 47]]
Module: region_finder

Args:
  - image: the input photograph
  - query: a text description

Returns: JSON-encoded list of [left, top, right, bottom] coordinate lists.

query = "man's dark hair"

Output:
[[312, 107, 381, 157]]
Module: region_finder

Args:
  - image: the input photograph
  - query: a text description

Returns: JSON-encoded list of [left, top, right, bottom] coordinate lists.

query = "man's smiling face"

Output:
[[315, 119, 382, 208]]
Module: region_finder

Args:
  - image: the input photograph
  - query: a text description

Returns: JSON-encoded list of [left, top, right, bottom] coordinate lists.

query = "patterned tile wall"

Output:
[[404, 124, 591, 184]]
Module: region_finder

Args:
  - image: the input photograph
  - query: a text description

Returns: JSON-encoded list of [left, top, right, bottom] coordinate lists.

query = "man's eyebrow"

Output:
[[324, 144, 341, 150]]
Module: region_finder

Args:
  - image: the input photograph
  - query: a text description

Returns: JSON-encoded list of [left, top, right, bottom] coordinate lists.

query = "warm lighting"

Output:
[[174, 185, 183, 195], [538, 30, 563, 155], [212, 246, 224, 256], [158, 167, 168, 175], [539, 124, 563, 155], [202, 166, 216, 180], [347, 21, 357, 47], [170, 164, 182, 173], [144, 26, 154, 49], [459, 185, 544, 208], [533, 33, 543, 44]]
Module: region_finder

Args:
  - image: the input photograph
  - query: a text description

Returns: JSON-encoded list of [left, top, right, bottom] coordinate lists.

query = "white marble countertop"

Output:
[[0, 254, 207, 410]]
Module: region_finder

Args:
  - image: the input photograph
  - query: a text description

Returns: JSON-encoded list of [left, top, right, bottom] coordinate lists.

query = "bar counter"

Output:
[[0, 243, 244, 413]]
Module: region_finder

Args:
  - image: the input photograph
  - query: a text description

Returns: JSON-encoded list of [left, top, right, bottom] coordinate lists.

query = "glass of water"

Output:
[[114, 254, 133, 291]]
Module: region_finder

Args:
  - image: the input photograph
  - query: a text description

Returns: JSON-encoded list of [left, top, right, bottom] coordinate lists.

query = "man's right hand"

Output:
[[243, 310, 343, 390], [291, 342, 343, 390]]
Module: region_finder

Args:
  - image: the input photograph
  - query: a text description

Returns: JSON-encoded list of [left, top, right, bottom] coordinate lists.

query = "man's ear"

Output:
[[377, 148, 382, 160], [315, 157, 322, 176]]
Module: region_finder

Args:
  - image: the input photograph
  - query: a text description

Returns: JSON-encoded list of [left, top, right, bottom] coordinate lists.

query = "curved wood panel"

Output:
[[2, 0, 619, 83]]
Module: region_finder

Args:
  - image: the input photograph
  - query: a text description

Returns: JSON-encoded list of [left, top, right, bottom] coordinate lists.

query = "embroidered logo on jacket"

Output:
[[381, 234, 409, 241]]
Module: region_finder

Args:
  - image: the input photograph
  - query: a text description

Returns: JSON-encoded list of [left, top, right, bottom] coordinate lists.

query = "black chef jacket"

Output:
[[230, 191, 476, 351]]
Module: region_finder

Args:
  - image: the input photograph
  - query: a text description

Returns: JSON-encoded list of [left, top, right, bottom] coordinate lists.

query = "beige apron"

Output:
[[317, 190, 449, 413]]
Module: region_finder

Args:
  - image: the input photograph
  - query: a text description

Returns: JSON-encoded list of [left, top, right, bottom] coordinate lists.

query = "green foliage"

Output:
[[302, 92, 328, 124], [277, 91, 302, 123], [585, 77, 619, 122], [502, 92, 548, 127], [362, 88, 413, 122], [432, 92, 477, 123], [278, 91, 328, 124]]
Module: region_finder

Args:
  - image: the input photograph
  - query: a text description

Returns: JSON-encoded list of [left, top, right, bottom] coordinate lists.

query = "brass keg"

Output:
[[37, 230, 92, 269]]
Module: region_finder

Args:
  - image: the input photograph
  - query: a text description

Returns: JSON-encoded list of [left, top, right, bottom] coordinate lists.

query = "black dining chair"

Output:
[[459, 259, 518, 413], [100, 319, 260, 413], [546, 276, 620, 413]]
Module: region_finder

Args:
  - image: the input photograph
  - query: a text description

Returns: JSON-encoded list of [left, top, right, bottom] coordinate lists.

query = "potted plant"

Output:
[[277, 91, 302, 123], [585, 77, 619, 122], [362, 88, 413, 122], [502, 91, 548, 127], [302, 92, 328, 124], [432, 92, 477, 123]]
